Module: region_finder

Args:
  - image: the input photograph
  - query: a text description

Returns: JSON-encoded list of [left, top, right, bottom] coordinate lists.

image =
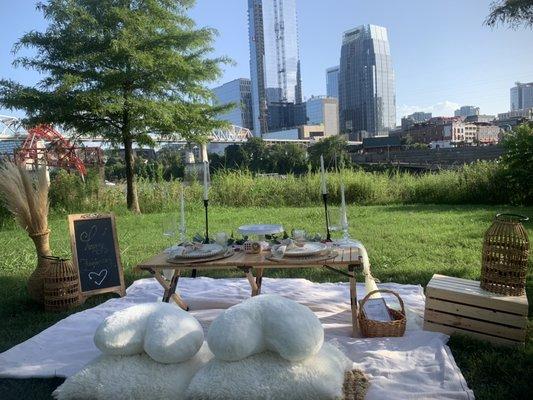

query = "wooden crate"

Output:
[[424, 274, 528, 347]]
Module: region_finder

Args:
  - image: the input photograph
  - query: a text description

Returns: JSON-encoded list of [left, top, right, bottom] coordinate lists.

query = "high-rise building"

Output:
[[326, 66, 339, 99], [454, 105, 480, 118], [306, 96, 339, 136], [212, 78, 253, 130], [339, 25, 396, 137], [510, 82, 533, 111], [248, 0, 303, 136]]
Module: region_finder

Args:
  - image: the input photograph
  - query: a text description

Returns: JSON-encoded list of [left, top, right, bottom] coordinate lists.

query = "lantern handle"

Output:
[[495, 213, 529, 222]]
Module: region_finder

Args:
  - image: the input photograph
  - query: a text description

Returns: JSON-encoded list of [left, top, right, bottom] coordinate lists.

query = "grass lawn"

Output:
[[1, 204, 532, 399]]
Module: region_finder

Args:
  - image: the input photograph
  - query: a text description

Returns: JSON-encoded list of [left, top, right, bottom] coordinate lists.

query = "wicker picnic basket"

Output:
[[358, 289, 406, 338], [43, 256, 81, 312], [481, 213, 529, 296]]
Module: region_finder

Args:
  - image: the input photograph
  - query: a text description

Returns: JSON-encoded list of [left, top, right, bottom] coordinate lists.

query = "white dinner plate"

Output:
[[283, 242, 328, 257], [172, 243, 225, 259]]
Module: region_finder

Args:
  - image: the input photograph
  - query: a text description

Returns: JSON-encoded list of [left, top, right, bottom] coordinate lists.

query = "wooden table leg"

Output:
[[255, 268, 264, 295], [348, 264, 359, 337], [150, 268, 189, 311], [239, 267, 259, 296]]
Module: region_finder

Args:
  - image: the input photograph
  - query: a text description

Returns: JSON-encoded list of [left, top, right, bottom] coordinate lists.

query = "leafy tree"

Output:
[[0, 0, 230, 212], [307, 136, 350, 171], [485, 0, 533, 29], [224, 144, 248, 169], [500, 122, 533, 204], [241, 137, 270, 173], [269, 143, 308, 175]]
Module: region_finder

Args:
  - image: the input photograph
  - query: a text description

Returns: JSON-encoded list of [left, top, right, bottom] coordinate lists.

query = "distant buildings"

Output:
[[454, 106, 480, 118], [510, 82, 533, 111], [393, 116, 501, 147], [248, 0, 303, 136], [305, 96, 339, 136], [326, 66, 339, 99], [339, 25, 396, 138], [212, 78, 253, 130], [401, 112, 432, 129], [464, 114, 495, 123]]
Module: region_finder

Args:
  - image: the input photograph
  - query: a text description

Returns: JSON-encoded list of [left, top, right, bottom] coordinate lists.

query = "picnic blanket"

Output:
[[0, 277, 474, 399]]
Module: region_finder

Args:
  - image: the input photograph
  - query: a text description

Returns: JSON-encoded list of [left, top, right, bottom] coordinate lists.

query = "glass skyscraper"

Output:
[[510, 82, 533, 111], [326, 66, 339, 99], [212, 78, 253, 130], [248, 0, 303, 136], [339, 25, 396, 137]]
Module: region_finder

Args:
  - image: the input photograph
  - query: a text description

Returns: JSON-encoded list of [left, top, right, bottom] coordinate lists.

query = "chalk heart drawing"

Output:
[[88, 269, 108, 286]]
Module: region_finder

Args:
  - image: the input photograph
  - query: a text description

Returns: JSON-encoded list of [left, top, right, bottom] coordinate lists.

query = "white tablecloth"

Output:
[[0, 277, 474, 399]]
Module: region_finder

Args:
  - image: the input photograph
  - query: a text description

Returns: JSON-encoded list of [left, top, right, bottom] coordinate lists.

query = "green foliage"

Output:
[[307, 135, 350, 171], [49, 168, 101, 213], [26, 161, 516, 216], [485, 0, 533, 29], [213, 138, 307, 174], [500, 122, 533, 205], [0, 0, 231, 211]]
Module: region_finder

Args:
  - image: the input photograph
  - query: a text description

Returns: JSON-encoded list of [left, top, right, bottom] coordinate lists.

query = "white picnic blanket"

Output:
[[0, 278, 474, 399]]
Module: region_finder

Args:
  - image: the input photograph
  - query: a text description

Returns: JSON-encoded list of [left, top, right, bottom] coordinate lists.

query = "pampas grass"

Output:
[[0, 161, 49, 235]]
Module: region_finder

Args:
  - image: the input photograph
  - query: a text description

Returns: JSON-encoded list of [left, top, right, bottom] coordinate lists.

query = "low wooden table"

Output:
[[135, 247, 364, 336]]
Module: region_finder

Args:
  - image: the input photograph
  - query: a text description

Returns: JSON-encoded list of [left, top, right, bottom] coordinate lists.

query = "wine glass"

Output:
[[327, 206, 342, 234]]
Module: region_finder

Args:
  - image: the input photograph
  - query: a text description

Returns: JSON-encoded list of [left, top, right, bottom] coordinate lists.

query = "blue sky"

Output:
[[1, 0, 532, 123]]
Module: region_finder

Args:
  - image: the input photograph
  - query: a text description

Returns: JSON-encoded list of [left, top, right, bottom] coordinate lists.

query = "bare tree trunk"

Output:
[[123, 135, 141, 213]]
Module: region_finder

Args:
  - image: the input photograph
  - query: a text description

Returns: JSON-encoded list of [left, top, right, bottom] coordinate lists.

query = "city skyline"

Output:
[[1, 1, 532, 123]]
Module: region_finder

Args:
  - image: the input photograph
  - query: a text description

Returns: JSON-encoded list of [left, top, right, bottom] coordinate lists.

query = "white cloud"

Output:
[[397, 101, 461, 124]]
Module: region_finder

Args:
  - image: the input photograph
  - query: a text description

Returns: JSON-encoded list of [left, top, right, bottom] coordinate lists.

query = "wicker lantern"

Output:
[[43, 256, 81, 312], [481, 214, 529, 296]]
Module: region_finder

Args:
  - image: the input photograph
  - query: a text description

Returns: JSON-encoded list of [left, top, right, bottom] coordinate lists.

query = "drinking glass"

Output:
[[215, 232, 229, 250], [292, 229, 306, 242], [327, 206, 342, 234]]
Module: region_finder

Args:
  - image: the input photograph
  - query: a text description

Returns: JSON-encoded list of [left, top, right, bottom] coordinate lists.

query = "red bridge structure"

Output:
[[10, 123, 103, 176]]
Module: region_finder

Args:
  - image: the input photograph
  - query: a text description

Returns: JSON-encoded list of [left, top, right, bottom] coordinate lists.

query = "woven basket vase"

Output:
[[43, 256, 81, 312], [481, 213, 529, 296]]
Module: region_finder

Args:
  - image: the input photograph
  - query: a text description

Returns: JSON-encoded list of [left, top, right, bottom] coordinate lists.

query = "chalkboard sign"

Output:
[[68, 213, 125, 299]]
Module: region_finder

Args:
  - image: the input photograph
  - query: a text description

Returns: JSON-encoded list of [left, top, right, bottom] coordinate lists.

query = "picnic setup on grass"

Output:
[[0, 158, 529, 400]]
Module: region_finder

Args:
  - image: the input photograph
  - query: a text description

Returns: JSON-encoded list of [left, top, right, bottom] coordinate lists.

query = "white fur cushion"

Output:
[[207, 294, 324, 362], [53, 343, 213, 400], [94, 302, 204, 364], [186, 342, 353, 400]]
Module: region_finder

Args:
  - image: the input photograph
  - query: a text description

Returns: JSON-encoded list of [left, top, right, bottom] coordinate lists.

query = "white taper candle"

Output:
[[203, 161, 209, 201], [320, 155, 327, 194]]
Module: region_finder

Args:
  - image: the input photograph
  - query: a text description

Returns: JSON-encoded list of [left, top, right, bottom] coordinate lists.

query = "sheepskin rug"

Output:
[[207, 294, 324, 362], [186, 342, 353, 400], [53, 342, 213, 400], [94, 302, 204, 364]]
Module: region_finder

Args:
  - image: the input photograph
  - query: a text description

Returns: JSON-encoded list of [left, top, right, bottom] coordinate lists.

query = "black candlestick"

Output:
[[322, 193, 332, 242], [203, 199, 209, 243]]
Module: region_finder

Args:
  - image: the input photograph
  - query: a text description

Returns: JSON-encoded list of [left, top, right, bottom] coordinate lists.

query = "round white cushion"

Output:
[[207, 294, 324, 362], [94, 302, 204, 364], [144, 304, 204, 364]]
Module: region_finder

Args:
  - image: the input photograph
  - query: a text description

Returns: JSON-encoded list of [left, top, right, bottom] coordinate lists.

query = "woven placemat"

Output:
[[265, 250, 338, 264], [166, 249, 235, 265], [343, 368, 370, 400]]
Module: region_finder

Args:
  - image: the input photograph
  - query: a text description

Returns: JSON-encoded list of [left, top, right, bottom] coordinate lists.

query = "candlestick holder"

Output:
[[203, 199, 209, 244], [322, 193, 332, 242]]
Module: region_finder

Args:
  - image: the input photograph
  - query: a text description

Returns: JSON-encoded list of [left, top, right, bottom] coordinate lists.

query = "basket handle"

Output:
[[495, 213, 529, 222], [360, 289, 405, 315]]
